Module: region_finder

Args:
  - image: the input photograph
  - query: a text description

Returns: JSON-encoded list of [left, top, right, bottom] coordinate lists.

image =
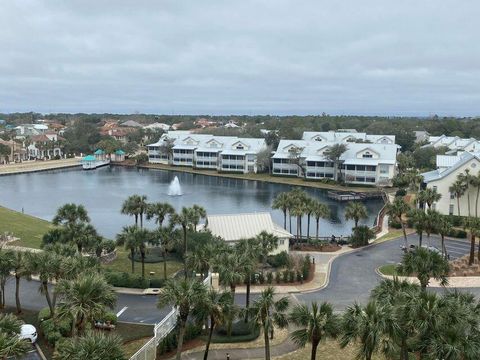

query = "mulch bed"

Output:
[[291, 243, 342, 252]]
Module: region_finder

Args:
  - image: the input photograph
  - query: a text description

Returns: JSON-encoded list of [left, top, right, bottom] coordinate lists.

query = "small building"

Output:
[[111, 149, 126, 162], [94, 149, 107, 161], [199, 212, 291, 254], [121, 120, 143, 128]]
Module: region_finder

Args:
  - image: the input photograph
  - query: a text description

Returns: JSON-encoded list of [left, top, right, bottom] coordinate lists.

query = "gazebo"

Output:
[[94, 149, 106, 161], [112, 149, 126, 162]]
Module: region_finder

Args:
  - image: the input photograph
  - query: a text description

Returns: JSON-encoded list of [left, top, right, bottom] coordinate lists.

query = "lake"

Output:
[[0, 166, 384, 239]]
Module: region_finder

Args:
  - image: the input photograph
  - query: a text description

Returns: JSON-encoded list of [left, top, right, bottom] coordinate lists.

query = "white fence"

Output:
[[129, 273, 212, 360]]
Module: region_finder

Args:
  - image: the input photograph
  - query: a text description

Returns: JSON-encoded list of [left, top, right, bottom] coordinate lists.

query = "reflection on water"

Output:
[[0, 166, 384, 239]]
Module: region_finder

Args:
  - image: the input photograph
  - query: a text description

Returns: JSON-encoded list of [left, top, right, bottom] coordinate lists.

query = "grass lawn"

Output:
[[103, 248, 183, 279], [378, 264, 398, 276], [271, 339, 385, 360], [0, 206, 52, 248], [374, 229, 404, 244]]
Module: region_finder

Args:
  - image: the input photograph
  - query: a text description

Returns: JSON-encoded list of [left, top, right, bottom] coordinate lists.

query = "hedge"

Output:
[[157, 323, 202, 355], [103, 270, 150, 289]]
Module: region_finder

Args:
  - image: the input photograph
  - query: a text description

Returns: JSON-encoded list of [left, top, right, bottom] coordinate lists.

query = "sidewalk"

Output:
[[0, 158, 81, 175], [379, 273, 480, 288]]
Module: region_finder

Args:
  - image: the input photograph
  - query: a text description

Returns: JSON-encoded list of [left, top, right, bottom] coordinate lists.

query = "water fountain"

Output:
[[168, 176, 183, 196]]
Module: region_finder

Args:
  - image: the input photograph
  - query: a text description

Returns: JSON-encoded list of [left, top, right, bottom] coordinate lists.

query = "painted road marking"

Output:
[[116, 306, 128, 317]]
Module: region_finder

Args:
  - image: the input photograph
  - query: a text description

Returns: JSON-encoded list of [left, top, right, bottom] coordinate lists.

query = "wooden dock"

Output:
[[327, 190, 384, 202]]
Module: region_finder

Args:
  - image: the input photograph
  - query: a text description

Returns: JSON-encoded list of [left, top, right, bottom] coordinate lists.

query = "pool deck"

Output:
[[0, 158, 81, 176], [137, 163, 383, 193]]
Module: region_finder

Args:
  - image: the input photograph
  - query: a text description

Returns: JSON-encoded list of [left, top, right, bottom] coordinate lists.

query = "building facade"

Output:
[[421, 135, 480, 154], [272, 131, 399, 186], [147, 131, 267, 174], [422, 152, 480, 216]]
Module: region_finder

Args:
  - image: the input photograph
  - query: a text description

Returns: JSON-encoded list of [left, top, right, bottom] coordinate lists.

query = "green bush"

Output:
[[103, 270, 150, 289], [275, 272, 281, 284], [266, 272, 273, 284], [282, 270, 289, 283], [288, 270, 295, 283], [389, 218, 402, 229], [101, 312, 118, 325], [447, 229, 467, 238], [266, 251, 290, 268], [258, 273, 265, 284], [149, 278, 166, 288], [297, 271, 303, 283], [40, 316, 72, 345], [350, 226, 375, 248], [38, 307, 51, 322], [302, 256, 311, 280], [216, 321, 254, 337], [157, 323, 202, 356], [395, 188, 407, 197], [447, 215, 464, 227]]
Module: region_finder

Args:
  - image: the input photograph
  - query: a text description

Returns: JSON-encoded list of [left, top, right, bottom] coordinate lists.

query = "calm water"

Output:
[[0, 166, 384, 239]]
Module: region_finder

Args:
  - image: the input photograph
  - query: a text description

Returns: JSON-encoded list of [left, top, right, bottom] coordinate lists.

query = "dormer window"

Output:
[[314, 137, 322, 141], [236, 144, 244, 150], [362, 151, 373, 158]]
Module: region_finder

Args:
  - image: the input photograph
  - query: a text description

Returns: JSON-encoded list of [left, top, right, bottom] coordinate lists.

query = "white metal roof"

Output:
[[201, 212, 292, 241]]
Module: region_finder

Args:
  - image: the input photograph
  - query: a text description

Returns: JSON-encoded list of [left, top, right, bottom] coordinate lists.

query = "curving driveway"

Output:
[[5, 235, 480, 324]]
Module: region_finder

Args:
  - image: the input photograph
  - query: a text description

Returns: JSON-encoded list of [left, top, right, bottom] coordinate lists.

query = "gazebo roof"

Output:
[[82, 155, 96, 161], [115, 149, 125, 155], [94, 149, 105, 155]]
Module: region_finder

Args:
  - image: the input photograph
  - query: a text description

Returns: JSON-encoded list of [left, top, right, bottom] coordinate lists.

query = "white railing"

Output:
[[129, 273, 212, 360]]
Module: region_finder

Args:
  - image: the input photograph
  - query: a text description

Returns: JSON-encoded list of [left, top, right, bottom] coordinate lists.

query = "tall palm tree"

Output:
[[272, 192, 290, 230], [157, 278, 207, 360], [449, 179, 467, 216], [0, 249, 13, 309], [458, 170, 473, 217], [408, 208, 426, 246], [216, 250, 245, 298], [471, 171, 480, 217], [304, 198, 315, 239], [116, 225, 139, 274], [386, 197, 410, 248], [424, 209, 440, 247], [256, 231, 278, 270], [56, 273, 116, 336], [312, 201, 330, 240], [289, 302, 340, 360], [345, 202, 368, 229], [397, 247, 449, 290], [156, 225, 179, 280], [0, 313, 30, 359], [171, 206, 196, 277], [146, 202, 174, 227], [191, 204, 207, 232], [324, 143, 348, 181], [12, 251, 33, 314], [436, 215, 452, 259], [54, 331, 126, 360], [65, 222, 99, 254], [290, 199, 306, 240], [463, 216, 480, 265], [193, 289, 236, 360], [29, 251, 62, 315], [340, 301, 389, 360], [121, 194, 148, 227], [235, 238, 260, 322], [246, 286, 290, 360]]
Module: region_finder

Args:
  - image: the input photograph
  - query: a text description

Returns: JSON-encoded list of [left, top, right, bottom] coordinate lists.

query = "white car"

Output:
[[19, 324, 38, 343]]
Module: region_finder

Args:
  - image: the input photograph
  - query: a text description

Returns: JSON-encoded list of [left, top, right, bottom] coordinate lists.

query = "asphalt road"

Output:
[[6, 234, 480, 324]]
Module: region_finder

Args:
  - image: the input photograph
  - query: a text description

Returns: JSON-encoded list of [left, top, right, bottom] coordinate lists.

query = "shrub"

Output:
[[447, 229, 467, 238], [389, 218, 402, 229], [103, 270, 150, 289], [40, 316, 72, 345], [266, 251, 290, 268], [216, 321, 254, 337], [250, 273, 257, 285], [289, 270, 295, 283], [395, 188, 407, 197], [157, 323, 202, 355], [101, 312, 118, 325], [275, 272, 281, 284], [266, 272, 273, 284], [350, 226, 375, 248], [38, 307, 51, 322], [447, 215, 464, 227], [258, 273, 265, 284], [282, 270, 289, 283], [297, 271, 303, 283], [149, 278, 166, 288]]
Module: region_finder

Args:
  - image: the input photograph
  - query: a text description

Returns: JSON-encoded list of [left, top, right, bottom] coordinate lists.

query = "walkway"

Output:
[[0, 158, 80, 175], [181, 338, 297, 360]]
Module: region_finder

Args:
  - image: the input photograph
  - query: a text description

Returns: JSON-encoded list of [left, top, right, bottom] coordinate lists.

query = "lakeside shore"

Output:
[[0, 158, 81, 176], [136, 162, 383, 193]]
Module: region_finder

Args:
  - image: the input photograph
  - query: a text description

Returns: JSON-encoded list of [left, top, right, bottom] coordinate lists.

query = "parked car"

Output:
[[19, 324, 38, 343], [421, 245, 442, 254]]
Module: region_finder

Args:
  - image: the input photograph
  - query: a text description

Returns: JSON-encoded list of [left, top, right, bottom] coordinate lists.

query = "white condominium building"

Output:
[[272, 131, 399, 186], [147, 131, 267, 174], [421, 135, 480, 154]]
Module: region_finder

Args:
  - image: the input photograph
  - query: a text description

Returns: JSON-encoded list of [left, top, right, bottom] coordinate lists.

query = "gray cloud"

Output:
[[0, 0, 479, 115]]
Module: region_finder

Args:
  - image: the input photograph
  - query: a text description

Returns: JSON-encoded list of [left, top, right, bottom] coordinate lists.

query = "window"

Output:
[[346, 165, 355, 170], [449, 204, 454, 215], [236, 144, 244, 150], [432, 203, 436, 210], [450, 192, 455, 200], [433, 186, 438, 192], [362, 152, 373, 158], [279, 239, 285, 245], [379, 165, 388, 174]]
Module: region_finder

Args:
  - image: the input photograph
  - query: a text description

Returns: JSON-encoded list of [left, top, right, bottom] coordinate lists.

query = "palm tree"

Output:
[[12, 251, 33, 313], [408, 208, 426, 246], [471, 171, 480, 217], [52, 203, 90, 227], [458, 170, 473, 217], [191, 204, 207, 232], [449, 179, 467, 216], [146, 202, 174, 227], [324, 143, 348, 181], [54, 331, 126, 360], [312, 201, 330, 240], [345, 202, 368, 229], [289, 302, 340, 360], [0, 313, 30, 359], [0, 250, 13, 309], [116, 225, 139, 274], [65, 222, 99, 254], [29, 251, 62, 315], [193, 289, 235, 360], [290, 199, 306, 240], [216, 250, 245, 298], [386, 197, 410, 248], [397, 247, 449, 290], [256, 231, 278, 270], [437, 215, 452, 259], [463, 216, 480, 265], [235, 238, 260, 322], [246, 286, 290, 360], [304, 198, 315, 239], [424, 209, 440, 247], [272, 192, 290, 230], [157, 278, 207, 360], [171, 207, 196, 277], [156, 225, 179, 280], [121, 194, 148, 227], [340, 301, 388, 360], [56, 273, 116, 336]]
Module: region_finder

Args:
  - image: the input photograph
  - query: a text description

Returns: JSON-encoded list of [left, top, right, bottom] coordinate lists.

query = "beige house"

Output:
[[422, 152, 480, 216], [198, 212, 291, 254]]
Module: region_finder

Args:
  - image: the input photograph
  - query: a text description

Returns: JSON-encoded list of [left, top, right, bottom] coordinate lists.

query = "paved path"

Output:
[[0, 158, 80, 175], [6, 234, 480, 324], [182, 337, 297, 360]]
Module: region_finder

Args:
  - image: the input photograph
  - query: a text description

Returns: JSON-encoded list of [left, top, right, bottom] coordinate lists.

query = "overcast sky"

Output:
[[1, 1, 479, 116]]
